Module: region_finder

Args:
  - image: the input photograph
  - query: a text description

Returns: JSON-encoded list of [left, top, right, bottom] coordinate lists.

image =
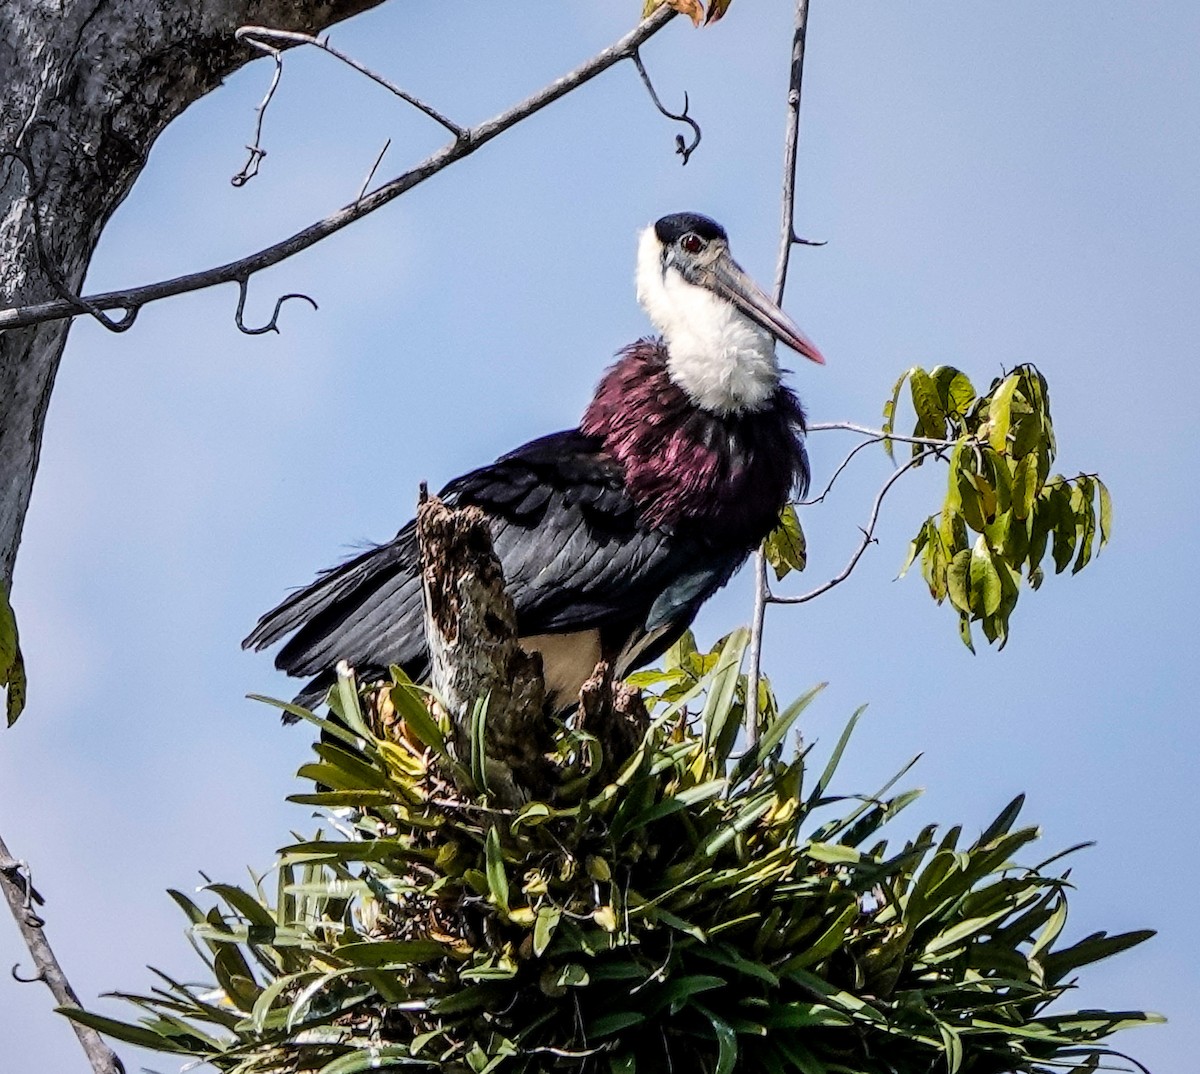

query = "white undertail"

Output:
[[635, 227, 779, 415]]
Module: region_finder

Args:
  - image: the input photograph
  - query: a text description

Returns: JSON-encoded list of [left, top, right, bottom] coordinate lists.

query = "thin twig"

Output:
[[357, 139, 392, 203], [631, 50, 701, 164], [0, 6, 676, 332], [799, 436, 885, 507], [769, 449, 935, 605], [230, 35, 282, 186], [231, 25, 466, 187], [0, 835, 124, 1074], [809, 420, 954, 448], [746, 0, 812, 741]]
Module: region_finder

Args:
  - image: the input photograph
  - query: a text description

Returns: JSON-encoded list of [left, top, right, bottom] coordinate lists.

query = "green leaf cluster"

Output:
[[75, 637, 1156, 1073], [889, 365, 1111, 649]]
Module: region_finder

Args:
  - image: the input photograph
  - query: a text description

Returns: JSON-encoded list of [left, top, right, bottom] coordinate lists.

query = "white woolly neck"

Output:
[[635, 227, 780, 415]]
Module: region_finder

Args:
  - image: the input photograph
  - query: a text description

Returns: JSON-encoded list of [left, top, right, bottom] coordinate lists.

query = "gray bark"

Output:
[[0, 0, 385, 590], [416, 494, 551, 806]]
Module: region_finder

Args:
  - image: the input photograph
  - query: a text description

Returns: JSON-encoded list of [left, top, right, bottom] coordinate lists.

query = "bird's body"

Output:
[[245, 213, 823, 709]]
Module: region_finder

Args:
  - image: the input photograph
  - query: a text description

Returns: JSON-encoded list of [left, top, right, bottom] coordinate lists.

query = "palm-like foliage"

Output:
[[70, 632, 1157, 1073]]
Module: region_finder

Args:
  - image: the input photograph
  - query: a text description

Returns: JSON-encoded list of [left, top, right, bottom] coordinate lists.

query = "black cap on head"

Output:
[[654, 212, 727, 246]]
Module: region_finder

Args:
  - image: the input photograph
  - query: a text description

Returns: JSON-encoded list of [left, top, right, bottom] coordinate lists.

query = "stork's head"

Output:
[[637, 212, 824, 415]]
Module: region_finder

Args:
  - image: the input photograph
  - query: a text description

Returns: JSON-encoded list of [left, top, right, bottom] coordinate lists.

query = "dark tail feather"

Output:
[[243, 523, 418, 653]]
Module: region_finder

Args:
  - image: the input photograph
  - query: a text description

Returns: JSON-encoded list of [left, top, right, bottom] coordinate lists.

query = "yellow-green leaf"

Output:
[[987, 374, 1020, 454], [970, 536, 1002, 617], [1097, 478, 1113, 546], [0, 583, 26, 726], [910, 368, 947, 440], [764, 504, 807, 580]]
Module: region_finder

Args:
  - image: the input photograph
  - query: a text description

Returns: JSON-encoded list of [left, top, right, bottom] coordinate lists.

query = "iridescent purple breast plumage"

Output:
[[582, 339, 808, 546]]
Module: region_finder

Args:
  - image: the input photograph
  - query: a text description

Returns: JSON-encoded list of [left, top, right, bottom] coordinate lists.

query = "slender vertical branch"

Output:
[[0, 833, 124, 1074], [747, 0, 812, 741]]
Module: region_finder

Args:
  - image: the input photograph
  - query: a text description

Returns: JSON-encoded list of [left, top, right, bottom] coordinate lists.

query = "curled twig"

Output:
[[631, 50, 701, 164], [11, 962, 44, 984], [232, 25, 467, 186], [234, 277, 318, 335]]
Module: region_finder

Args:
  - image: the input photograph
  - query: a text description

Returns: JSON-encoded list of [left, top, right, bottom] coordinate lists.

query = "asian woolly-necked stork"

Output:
[[244, 212, 825, 710]]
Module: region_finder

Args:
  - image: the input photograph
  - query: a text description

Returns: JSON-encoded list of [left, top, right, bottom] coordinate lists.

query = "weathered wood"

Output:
[[0, 0, 385, 589], [578, 660, 650, 786], [416, 493, 550, 804]]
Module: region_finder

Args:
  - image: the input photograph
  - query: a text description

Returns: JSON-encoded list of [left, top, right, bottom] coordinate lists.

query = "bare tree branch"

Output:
[[231, 23, 467, 187], [746, 0, 812, 739], [0, 833, 124, 1074], [0, 6, 676, 333]]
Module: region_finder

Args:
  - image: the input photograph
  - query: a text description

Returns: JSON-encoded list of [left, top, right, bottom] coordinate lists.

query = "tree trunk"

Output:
[[0, 0, 385, 590]]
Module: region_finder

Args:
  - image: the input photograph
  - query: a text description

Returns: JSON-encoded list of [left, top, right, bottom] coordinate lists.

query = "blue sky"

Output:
[[2, 3, 1197, 1070]]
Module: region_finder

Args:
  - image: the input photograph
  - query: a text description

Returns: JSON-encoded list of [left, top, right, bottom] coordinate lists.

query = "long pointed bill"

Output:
[[709, 251, 826, 364]]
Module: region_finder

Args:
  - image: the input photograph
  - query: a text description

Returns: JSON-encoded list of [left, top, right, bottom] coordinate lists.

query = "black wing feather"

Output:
[[244, 429, 746, 695]]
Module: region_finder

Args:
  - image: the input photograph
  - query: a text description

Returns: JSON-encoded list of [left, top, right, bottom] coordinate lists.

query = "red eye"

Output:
[[681, 233, 705, 254]]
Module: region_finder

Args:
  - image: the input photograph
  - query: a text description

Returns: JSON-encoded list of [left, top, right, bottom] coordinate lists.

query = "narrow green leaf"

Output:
[[987, 374, 1020, 454], [696, 1005, 738, 1074], [470, 692, 491, 794], [700, 628, 749, 758], [484, 826, 509, 914], [732, 681, 827, 785], [882, 368, 912, 461], [806, 705, 866, 810], [59, 1009, 195, 1053], [318, 1047, 431, 1073], [589, 1010, 646, 1037], [333, 940, 446, 967], [388, 673, 448, 759]]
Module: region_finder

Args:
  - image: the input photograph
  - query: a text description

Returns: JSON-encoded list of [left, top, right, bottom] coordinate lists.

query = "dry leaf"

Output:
[[643, 0, 705, 27]]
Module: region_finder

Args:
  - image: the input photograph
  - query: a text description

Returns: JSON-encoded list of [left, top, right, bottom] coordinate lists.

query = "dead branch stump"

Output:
[[416, 492, 550, 804]]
